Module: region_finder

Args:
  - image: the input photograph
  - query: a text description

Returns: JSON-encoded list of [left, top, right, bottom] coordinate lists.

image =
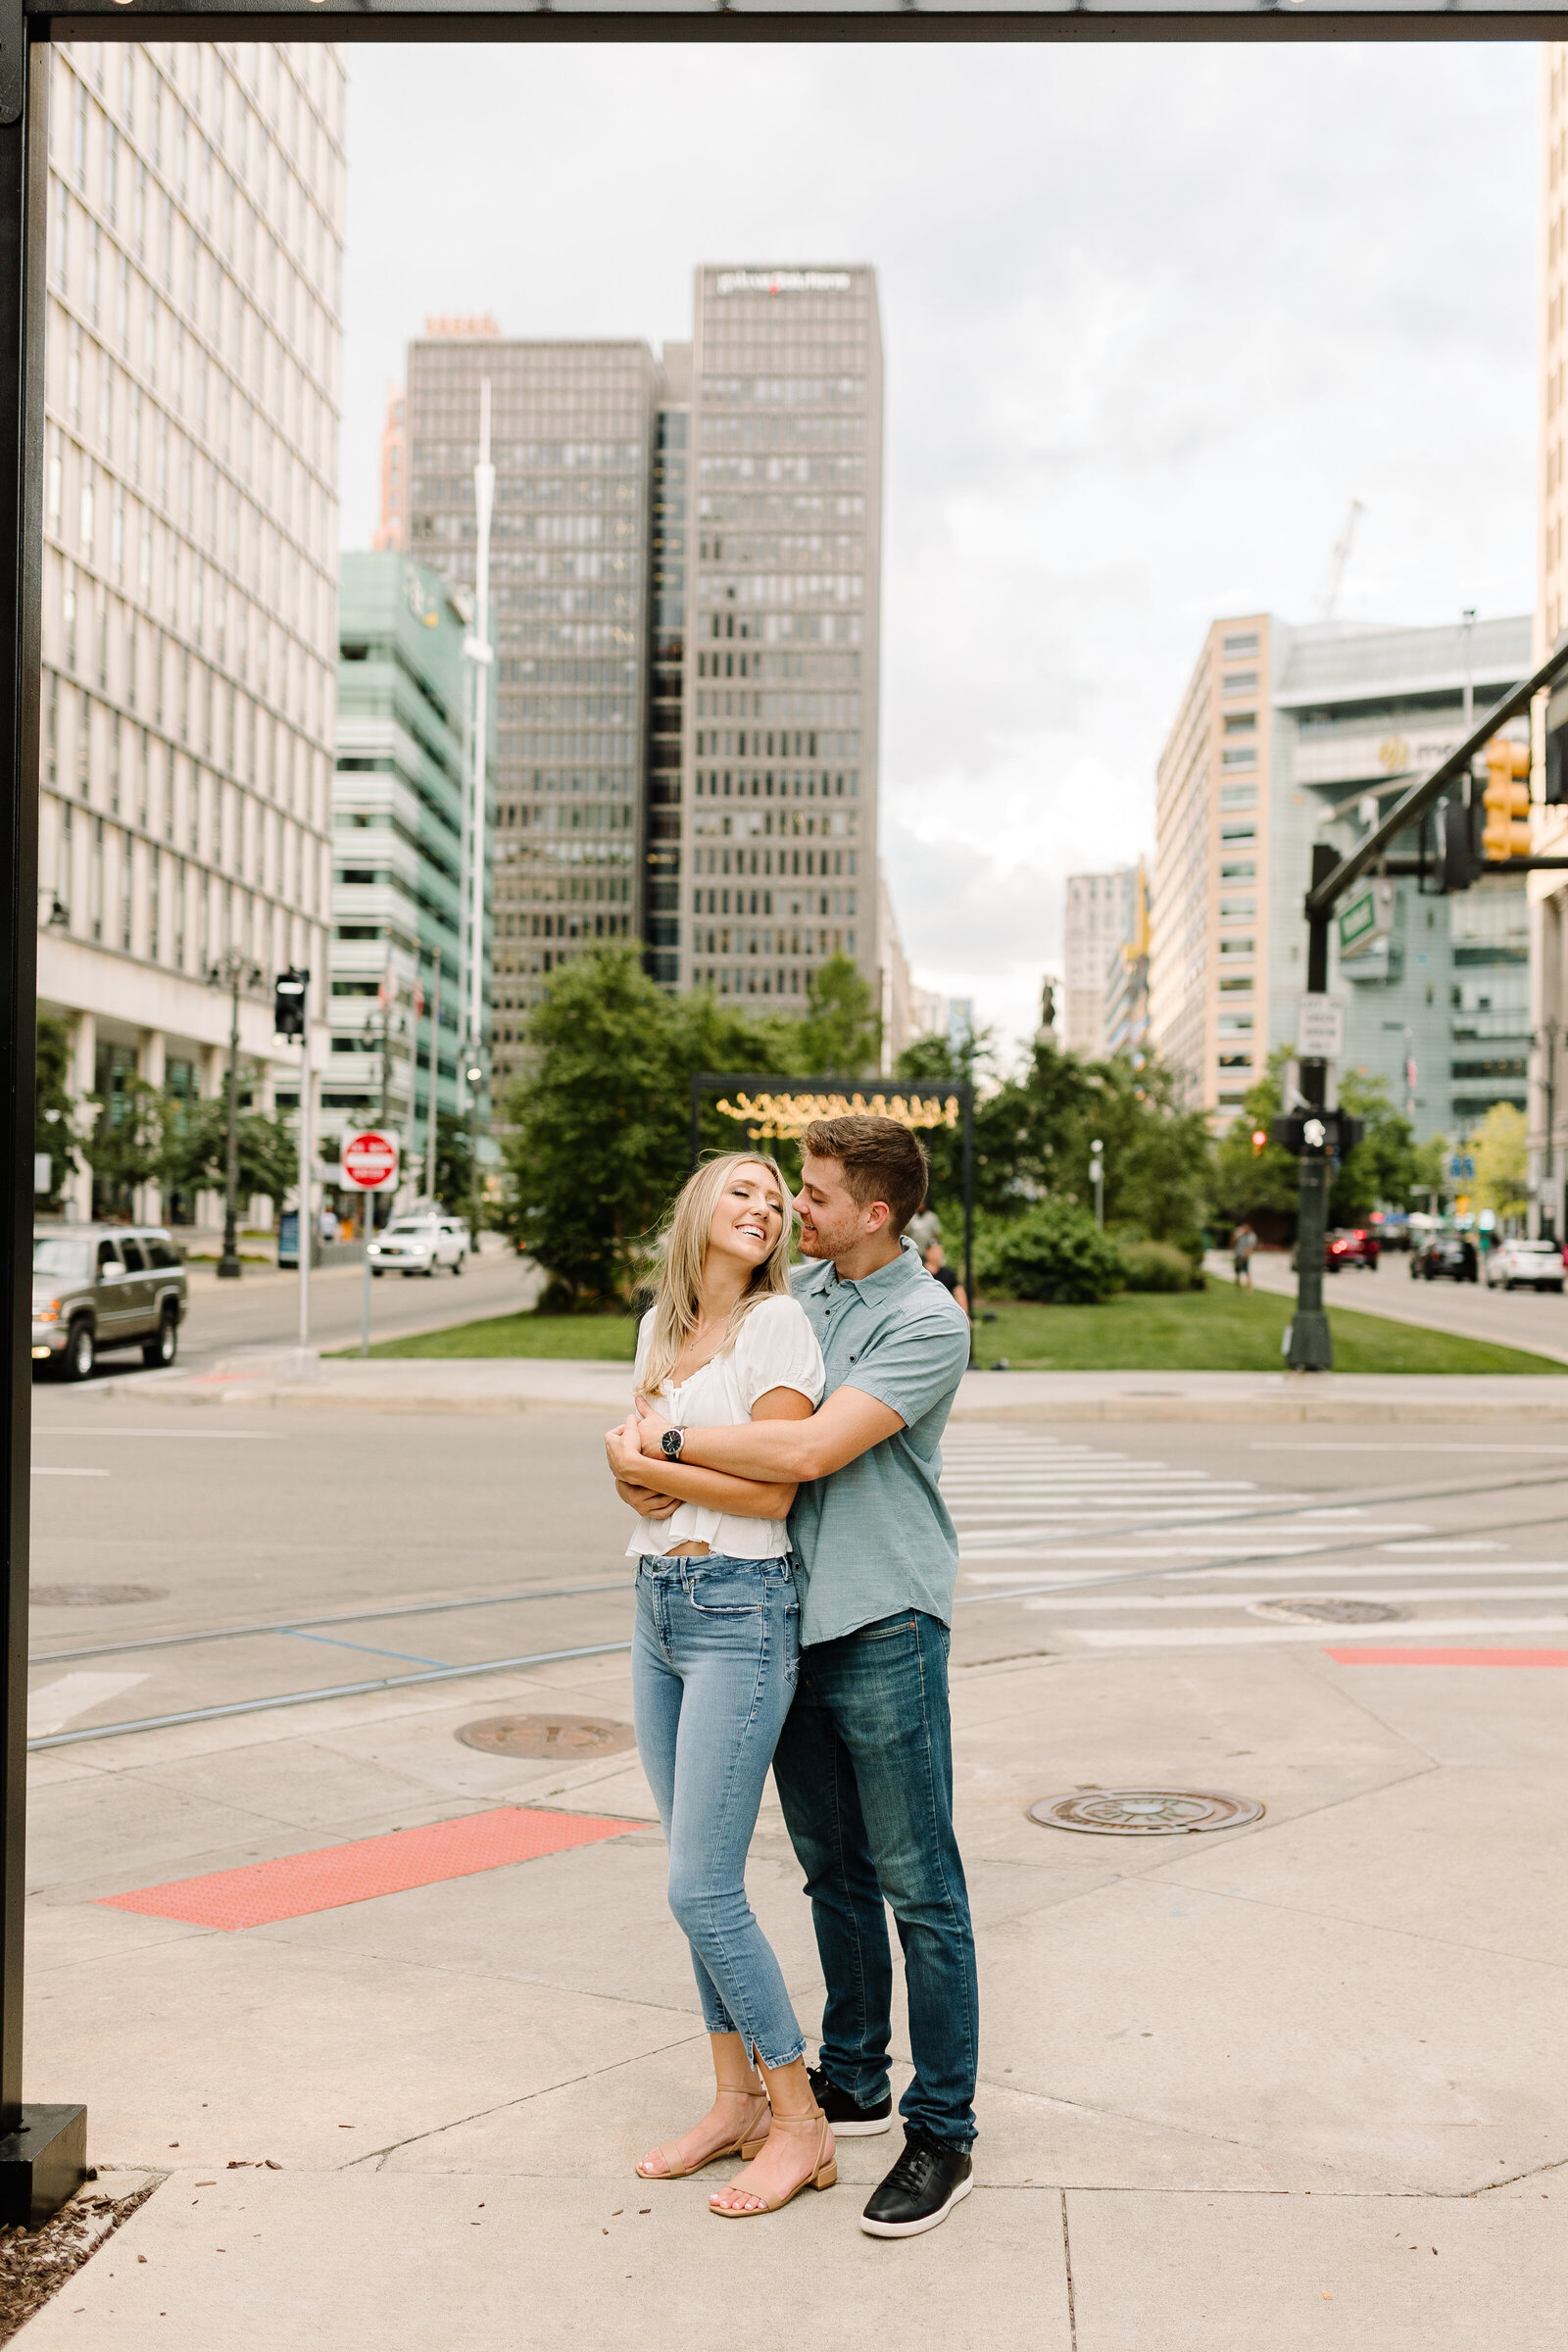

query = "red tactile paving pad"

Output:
[[1326, 1647, 1568, 1670], [99, 1807, 638, 1932]]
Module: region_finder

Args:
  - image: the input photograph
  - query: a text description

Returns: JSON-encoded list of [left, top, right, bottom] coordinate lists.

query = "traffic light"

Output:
[[1481, 736, 1532, 860], [1440, 795, 1484, 893], [1250, 1126, 1268, 1155], [273, 967, 308, 1038], [1271, 1110, 1364, 1158]]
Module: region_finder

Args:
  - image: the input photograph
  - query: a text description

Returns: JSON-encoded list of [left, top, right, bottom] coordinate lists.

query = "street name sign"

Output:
[[341, 1132, 401, 1193]]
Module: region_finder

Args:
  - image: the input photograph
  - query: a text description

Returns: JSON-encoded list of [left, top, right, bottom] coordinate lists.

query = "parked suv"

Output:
[[367, 1215, 468, 1278], [31, 1224, 187, 1380], [1411, 1234, 1478, 1284]]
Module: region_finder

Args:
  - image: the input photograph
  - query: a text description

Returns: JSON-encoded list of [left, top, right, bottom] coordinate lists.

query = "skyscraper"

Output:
[[397, 266, 887, 1089], [37, 38, 343, 1224], [1535, 47, 1568, 1230], [404, 323, 656, 1095], [1063, 868, 1138, 1057], [679, 265, 883, 1006]]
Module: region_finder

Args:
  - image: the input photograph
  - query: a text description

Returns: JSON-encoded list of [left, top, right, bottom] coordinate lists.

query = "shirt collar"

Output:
[[823, 1236, 924, 1299]]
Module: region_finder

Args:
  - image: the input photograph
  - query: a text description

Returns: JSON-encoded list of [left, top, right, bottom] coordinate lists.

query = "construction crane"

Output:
[[1319, 498, 1366, 621]]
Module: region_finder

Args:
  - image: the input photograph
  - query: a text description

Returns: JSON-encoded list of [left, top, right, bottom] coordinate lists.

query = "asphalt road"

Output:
[[24, 1394, 1568, 1748], [44, 1238, 538, 1382], [1223, 1246, 1568, 1364]]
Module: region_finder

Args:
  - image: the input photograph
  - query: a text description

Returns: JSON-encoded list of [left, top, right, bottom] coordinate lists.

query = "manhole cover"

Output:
[[30, 1583, 167, 1607], [1028, 1788, 1264, 1836], [1249, 1596, 1410, 1626], [456, 1714, 637, 1759]]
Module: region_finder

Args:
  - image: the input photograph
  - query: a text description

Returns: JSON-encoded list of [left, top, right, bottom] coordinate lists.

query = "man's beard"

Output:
[[797, 1226, 831, 1258]]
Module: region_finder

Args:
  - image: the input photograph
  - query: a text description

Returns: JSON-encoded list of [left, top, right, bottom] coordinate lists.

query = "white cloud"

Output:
[[341, 40, 1537, 1054]]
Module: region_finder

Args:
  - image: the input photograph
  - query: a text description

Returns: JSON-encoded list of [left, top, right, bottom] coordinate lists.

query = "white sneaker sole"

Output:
[[859, 2172, 973, 2238], [829, 2115, 893, 2137]]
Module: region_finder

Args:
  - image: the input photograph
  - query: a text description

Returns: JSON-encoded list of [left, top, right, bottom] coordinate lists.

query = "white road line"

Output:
[[1075, 1617, 1568, 1648], [1380, 1540, 1502, 1553], [957, 1544, 1338, 1562], [26, 1672, 149, 1738], [29, 1467, 110, 1478], [30, 1428, 283, 1440]]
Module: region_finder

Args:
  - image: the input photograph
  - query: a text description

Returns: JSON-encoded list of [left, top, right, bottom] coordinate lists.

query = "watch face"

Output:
[[662, 1428, 682, 1459]]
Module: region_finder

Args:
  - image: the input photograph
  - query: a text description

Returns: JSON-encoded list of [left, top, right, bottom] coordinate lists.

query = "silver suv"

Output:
[[31, 1223, 188, 1380]]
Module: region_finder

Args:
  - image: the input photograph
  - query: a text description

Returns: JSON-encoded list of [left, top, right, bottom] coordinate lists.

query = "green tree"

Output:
[[162, 1086, 298, 1217], [81, 1075, 172, 1218], [430, 1112, 474, 1214], [790, 953, 881, 1078], [1212, 1060, 1301, 1229], [34, 1012, 77, 1213], [1329, 1069, 1424, 1226], [1472, 1101, 1529, 1221]]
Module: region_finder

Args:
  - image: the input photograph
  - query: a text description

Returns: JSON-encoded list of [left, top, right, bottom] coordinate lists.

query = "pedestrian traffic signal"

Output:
[[273, 967, 308, 1038], [1482, 736, 1532, 860]]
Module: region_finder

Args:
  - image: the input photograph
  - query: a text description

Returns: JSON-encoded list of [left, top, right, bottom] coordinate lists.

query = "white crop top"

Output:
[[624, 1292, 826, 1560]]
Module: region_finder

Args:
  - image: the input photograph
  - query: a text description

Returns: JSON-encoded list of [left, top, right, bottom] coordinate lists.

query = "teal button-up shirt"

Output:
[[786, 1239, 972, 1646]]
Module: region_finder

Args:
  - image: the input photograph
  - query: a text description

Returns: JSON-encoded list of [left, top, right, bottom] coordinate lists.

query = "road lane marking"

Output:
[[29, 1467, 109, 1477], [1070, 1616, 1568, 1647]]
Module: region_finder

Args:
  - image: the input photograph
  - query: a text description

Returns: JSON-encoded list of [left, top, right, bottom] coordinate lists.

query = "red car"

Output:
[[1327, 1228, 1380, 1271]]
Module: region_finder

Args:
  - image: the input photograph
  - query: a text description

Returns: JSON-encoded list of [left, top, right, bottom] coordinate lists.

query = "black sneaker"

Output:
[[859, 2126, 974, 2238], [806, 2064, 892, 2137]]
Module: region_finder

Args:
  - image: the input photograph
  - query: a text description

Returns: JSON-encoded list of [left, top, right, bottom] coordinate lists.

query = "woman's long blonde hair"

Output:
[[640, 1152, 795, 1396]]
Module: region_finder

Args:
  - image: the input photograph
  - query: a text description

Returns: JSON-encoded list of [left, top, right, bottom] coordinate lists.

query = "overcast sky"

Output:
[[339, 40, 1539, 1055]]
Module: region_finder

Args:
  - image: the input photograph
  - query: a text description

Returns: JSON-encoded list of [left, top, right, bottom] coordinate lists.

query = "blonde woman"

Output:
[[604, 1152, 837, 2220]]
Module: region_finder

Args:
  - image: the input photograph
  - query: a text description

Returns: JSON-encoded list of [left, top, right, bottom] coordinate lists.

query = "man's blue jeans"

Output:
[[770, 1608, 978, 2147]]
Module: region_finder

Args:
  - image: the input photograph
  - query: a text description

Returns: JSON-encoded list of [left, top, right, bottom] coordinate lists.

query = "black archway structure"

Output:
[[0, 0, 1563, 2224]]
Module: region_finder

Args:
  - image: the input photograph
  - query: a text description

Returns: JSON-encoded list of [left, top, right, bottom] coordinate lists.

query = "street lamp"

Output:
[[208, 953, 263, 1281], [1089, 1138, 1104, 1229], [466, 1057, 484, 1251]]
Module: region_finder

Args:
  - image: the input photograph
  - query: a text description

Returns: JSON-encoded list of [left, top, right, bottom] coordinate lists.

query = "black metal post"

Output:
[[1543, 1019, 1558, 1240], [961, 1091, 975, 1356], [689, 1075, 703, 1174], [1287, 844, 1337, 1372], [0, 38, 86, 2224], [217, 962, 242, 1280]]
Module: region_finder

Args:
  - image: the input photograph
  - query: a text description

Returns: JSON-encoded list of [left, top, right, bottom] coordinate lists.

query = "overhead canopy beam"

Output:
[[34, 2, 1568, 40]]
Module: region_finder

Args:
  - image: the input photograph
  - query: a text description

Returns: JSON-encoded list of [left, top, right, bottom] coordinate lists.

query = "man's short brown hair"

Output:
[[802, 1116, 930, 1238]]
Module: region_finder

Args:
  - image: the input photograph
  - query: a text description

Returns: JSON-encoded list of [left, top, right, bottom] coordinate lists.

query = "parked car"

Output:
[[367, 1215, 468, 1278], [1411, 1235, 1479, 1284], [1484, 1237, 1566, 1294], [31, 1223, 187, 1380], [1327, 1229, 1380, 1271]]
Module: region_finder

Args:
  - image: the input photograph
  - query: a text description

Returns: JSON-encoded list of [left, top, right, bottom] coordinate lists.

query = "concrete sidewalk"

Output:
[[14, 1597, 1567, 2344], [119, 1350, 1568, 1422]]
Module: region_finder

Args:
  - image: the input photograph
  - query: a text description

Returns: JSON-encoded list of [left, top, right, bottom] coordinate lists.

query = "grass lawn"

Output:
[[348, 1284, 1566, 1375]]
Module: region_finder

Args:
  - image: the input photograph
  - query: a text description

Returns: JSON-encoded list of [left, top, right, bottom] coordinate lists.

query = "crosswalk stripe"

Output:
[[1075, 1617, 1568, 1647]]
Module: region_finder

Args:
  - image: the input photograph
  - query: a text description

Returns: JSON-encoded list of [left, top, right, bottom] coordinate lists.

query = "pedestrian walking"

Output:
[[605, 1152, 836, 2219], [612, 1116, 977, 2238], [1232, 1219, 1258, 1290]]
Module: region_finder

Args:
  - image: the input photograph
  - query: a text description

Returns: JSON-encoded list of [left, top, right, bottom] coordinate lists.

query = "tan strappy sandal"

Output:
[[709, 2107, 837, 2217], [636, 2086, 771, 2180]]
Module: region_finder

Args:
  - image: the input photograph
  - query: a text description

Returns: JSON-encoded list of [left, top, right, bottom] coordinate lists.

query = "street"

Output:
[[42, 1239, 536, 1382], [1209, 1246, 1568, 1365], [15, 1379, 1568, 2346]]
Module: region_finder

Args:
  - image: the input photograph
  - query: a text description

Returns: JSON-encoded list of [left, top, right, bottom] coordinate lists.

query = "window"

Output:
[[1222, 632, 1258, 657], [120, 1238, 147, 1273], [1221, 822, 1255, 844], [1222, 670, 1258, 697], [1220, 859, 1254, 879], [1221, 750, 1256, 771], [1222, 710, 1256, 733], [1218, 975, 1253, 995], [1219, 898, 1255, 919], [1219, 937, 1254, 957]]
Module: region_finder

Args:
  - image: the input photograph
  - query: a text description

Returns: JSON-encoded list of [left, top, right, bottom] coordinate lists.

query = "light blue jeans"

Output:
[[632, 1551, 806, 2070]]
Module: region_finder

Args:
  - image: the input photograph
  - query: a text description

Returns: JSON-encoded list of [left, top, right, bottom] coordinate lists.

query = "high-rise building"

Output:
[[37, 38, 344, 1224], [404, 322, 655, 1095], [1151, 612, 1531, 1139], [396, 266, 886, 1091], [1063, 868, 1137, 1056], [325, 554, 481, 1164], [876, 863, 912, 1072], [372, 385, 406, 554], [679, 265, 883, 1008], [1102, 860, 1151, 1061]]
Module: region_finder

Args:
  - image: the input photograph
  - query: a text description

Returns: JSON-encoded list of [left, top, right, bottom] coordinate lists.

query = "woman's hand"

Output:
[[634, 1396, 676, 1460], [616, 1476, 681, 1522], [606, 1414, 651, 1482]]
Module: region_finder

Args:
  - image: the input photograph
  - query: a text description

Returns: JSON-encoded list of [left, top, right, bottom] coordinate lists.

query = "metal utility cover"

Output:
[[1250, 1596, 1410, 1625], [1028, 1788, 1264, 1836], [457, 1714, 638, 1759], [29, 1584, 167, 1608]]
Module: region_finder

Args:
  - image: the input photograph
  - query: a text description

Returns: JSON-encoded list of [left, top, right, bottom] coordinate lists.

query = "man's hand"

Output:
[[615, 1476, 681, 1521], [606, 1413, 655, 1483], [634, 1396, 676, 1461]]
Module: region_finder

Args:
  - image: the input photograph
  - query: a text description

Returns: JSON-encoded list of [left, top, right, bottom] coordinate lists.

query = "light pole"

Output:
[[208, 953, 261, 1281], [1541, 1017, 1559, 1240], [1089, 1138, 1104, 1229], [466, 1055, 483, 1254]]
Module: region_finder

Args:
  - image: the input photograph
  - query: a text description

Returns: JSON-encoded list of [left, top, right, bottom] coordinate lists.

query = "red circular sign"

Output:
[[342, 1131, 399, 1190]]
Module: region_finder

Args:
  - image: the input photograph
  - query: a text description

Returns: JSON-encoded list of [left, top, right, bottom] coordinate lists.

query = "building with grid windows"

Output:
[[36, 37, 343, 1225], [325, 554, 481, 1161], [1151, 612, 1531, 1141], [394, 267, 886, 1086], [403, 324, 654, 1095]]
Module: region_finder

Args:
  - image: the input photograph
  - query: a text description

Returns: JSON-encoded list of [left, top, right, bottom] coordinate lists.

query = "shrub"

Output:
[[1120, 1240, 1197, 1294], [983, 1201, 1125, 1305]]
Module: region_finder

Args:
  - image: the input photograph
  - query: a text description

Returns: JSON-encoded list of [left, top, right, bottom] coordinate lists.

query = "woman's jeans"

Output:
[[632, 1552, 806, 2071]]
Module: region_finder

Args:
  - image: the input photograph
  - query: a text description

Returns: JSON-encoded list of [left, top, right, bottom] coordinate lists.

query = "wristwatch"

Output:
[[661, 1426, 686, 1462]]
